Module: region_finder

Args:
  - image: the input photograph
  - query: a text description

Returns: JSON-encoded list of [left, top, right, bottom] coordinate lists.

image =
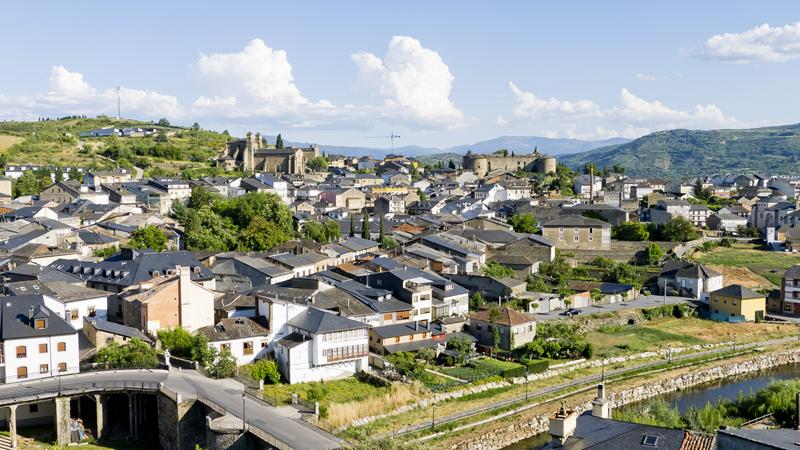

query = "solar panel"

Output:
[[642, 435, 659, 447]]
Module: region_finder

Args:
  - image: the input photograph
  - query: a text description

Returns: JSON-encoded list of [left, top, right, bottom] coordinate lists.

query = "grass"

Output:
[[322, 383, 425, 430], [0, 133, 23, 153], [692, 242, 800, 287], [473, 357, 523, 372], [262, 377, 390, 406]]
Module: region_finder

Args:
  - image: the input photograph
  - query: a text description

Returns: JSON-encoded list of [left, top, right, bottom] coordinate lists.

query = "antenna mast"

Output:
[[388, 132, 400, 152]]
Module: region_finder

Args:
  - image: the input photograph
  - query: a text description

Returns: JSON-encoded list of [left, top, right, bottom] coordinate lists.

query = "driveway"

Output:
[[533, 294, 694, 321]]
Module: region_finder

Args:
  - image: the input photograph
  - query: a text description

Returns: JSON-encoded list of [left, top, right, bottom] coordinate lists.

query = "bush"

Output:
[[354, 370, 392, 388], [247, 359, 281, 384], [525, 359, 549, 374], [501, 366, 527, 379]]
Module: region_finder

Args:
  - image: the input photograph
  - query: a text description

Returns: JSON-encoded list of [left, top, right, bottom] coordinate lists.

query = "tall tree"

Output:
[[275, 134, 285, 149], [361, 209, 371, 239], [349, 216, 356, 237], [128, 225, 168, 252]]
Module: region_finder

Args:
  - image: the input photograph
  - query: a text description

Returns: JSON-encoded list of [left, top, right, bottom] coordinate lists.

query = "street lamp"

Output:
[[667, 346, 672, 364], [525, 366, 529, 402], [242, 392, 247, 431], [732, 333, 737, 352]]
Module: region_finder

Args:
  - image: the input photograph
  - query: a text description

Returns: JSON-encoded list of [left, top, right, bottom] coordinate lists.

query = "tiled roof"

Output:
[[470, 306, 535, 326]]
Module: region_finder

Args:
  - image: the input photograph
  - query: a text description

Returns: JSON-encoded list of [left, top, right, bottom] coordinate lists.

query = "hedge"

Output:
[[500, 359, 550, 379]]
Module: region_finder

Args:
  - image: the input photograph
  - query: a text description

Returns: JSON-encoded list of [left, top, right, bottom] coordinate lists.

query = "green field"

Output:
[[692, 242, 800, 286], [261, 377, 390, 406]]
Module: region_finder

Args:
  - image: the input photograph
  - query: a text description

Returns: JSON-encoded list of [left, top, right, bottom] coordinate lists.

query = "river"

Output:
[[503, 363, 800, 449]]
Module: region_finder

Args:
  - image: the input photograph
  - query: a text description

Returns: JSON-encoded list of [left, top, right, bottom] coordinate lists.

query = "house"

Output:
[[707, 213, 748, 233], [268, 252, 332, 278], [196, 317, 270, 366], [368, 320, 446, 355], [444, 274, 527, 300], [209, 254, 293, 291], [573, 175, 602, 199], [658, 261, 723, 300], [708, 284, 766, 323], [319, 188, 366, 210], [120, 266, 216, 334], [84, 170, 132, 187], [357, 269, 437, 323], [0, 296, 80, 383], [494, 234, 555, 264], [541, 216, 611, 250], [487, 254, 540, 276], [420, 233, 487, 273], [214, 293, 257, 321], [780, 265, 800, 316], [468, 306, 536, 351], [566, 280, 638, 303], [83, 318, 153, 350], [5, 281, 109, 330], [275, 308, 369, 384]]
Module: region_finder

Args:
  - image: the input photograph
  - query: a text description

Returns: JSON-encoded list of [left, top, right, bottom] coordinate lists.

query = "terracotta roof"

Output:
[[680, 432, 715, 450], [470, 306, 535, 326]]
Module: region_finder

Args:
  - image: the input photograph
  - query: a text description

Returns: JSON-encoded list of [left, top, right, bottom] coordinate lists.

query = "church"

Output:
[[219, 131, 320, 174]]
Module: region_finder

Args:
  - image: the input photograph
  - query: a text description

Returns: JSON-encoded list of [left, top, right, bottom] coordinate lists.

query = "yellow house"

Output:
[[709, 284, 766, 322]]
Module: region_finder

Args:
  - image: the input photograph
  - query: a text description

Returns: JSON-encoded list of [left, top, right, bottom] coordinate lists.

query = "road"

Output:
[[375, 335, 798, 439], [0, 369, 342, 450], [533, 294, 693, 321]]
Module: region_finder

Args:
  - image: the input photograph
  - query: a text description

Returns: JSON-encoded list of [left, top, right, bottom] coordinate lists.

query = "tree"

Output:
[[361, 209, 370, 239], [417, 347, 436, 364], [95, 338, 158, 368], [469, 292, 485, 311], [155, 131, 169, 143], [188, 186, 220, 209], [508, 213, 539, 234], [13, 170, 46, 196], [448, 160, 457, 170], [275, 134, 285, 149], [306, 156, 329, 172], [303, 220, 340, 243], [489, 305, 502, 353], [590, 288, 603, 306], [542, 255, 573, 287], [349, 216, 356, 237], [67, 167, 83, 183], [223, 192, 294, 232], [191, 122, 200, 130], [248, 359, 281, 384], [661, 216, 700, 242], [209, 347, 237, 378], [378, 215, 385, 243], [157, 328, 195, 357], [446, 337, 472, 364], [238, 217, 293, 251], [529, 302, 540, 318], [186, 206, 237, 251], [128, 225, 168, 252], [157, 118, 170, 126], [190, 333, 217, 368], [644, 243, 664, 265], [483, 261, 514, 278], [380, 236, 399, 250], [613, 222, 650, 241]]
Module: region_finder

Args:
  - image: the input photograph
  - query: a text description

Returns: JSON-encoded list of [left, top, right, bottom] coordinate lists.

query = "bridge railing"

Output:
[[0, 378, 162, 406]]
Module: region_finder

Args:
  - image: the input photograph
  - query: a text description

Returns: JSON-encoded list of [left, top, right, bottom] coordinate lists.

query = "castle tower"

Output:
[[244, 131, 255, 172], [255, 132, 262, 150]]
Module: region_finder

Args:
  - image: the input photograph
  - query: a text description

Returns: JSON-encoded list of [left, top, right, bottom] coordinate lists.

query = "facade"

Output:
[[5, 281, 109, 330], [463, 149, 556, 178], [780, 265, 800, 316], [658, 261, 723, 300], [368, 321, 446, 355], [468, 306, 537, 351], [708, 284, 766, 322], [222, 131, 320, 174], [83, 318, 153, 350], [196, 317, 270, 366], [541, 216, 611, 250]]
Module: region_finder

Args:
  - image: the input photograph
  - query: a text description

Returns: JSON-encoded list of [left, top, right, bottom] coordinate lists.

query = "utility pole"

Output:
[[242, 392, 247, 431], [116, 86, 121, 119], [388, 132, 400, 152]]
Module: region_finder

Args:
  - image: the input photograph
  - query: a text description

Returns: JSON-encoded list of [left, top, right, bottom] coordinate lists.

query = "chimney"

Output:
[[27, 305, 34, 327], [549, 404, 578, 444], [592, 383, 610, 419], [415, 321, 419, 331]]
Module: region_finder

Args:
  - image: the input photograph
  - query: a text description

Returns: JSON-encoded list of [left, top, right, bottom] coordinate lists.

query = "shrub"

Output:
[[354, 370, 392, 388], [501, 366, 527, 379], [248, 359, 281, 384]]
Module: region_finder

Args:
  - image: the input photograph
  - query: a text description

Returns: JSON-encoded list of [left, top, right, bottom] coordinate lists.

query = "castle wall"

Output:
[[464, 154, 556, 178]]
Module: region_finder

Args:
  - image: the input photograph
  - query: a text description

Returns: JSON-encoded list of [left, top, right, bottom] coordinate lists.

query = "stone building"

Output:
[[220, 131, 320, 174], [463, 148, 556, 178]]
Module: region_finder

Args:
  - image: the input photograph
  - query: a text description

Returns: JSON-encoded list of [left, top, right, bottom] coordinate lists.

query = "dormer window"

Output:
[[35, 319, 47, 330]]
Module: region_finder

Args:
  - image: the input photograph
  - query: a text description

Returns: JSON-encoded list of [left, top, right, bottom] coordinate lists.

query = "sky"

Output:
[[1, 1, 799, 148]]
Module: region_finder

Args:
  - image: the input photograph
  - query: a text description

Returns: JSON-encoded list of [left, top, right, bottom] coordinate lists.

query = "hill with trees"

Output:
[[560, 123, 800, 177]]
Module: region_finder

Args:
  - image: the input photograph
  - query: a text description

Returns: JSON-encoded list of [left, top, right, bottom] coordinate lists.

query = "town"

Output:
[[0, 117, 797, 450]]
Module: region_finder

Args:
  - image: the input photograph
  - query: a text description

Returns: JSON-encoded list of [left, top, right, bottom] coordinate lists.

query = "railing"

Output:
[[0, 377, 162, 406]]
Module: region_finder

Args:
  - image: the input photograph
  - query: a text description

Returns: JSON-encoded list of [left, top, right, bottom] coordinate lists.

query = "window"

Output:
[[221, 343, 230, 351], [16, 346, 26, 358], [28, 404, 38, 414], [243, 342, 254, 355], [39, 364, 49, 374], [70, 309, 79, 320], [88, 306, 96, 318], [35, 319, 47, 329], [39, 343, 48, 353], [394, 337, 400, 343], [573, 233, 580, 242], [57, 342, 66, 352], [17, 367, 27, 379], [261, 340, 268, 348], [58, 362, 67, 372]]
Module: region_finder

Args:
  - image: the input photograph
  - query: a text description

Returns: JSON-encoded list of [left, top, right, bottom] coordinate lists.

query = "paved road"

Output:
[[375, 335, 797, 439], [534, 295, 693, 321], [0, 369, 342, 450]]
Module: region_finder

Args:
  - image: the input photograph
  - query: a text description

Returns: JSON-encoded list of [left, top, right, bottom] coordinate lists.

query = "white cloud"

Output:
[[697, 20, 800, 63], [495, 115, 509, 127], [635, 73, 657, 81], [0, 65, 183, 120], [504, 82, 742, 139], [352, 36, 464, 129], [508, 82, 601, 120]]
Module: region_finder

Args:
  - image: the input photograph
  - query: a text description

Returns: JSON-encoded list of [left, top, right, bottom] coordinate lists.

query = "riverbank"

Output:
[[430, 343, 800, 449]]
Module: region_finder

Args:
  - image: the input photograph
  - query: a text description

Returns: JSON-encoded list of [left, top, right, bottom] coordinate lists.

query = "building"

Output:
[[463, 149, 556, 178], [5, 281, 109, 330], [196, 317, 270, 366], [541, 215, 611, 250], [468, 306, 536, 351], [708, 284, 766, 322], [221, 131, 320, 174], [780, 265, 800, 316], [275, 308, 369, 384], [707, 213, 748, 233], [368, 320, 446, 355], [83, 318, 153, 350], [658, 261, 723, 300], [121, 266, 216, 333], [0, 296, 80, 383]]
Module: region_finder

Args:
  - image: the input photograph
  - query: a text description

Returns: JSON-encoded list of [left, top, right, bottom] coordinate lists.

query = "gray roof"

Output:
[[371, 321, 445, 339], [542, 215, 611, 228], [660, 260, 721, 280], [85, 318, 152, 343], [268, 252, 330, 269], [717, 428, 800, 449], [6, 280, 108, 303], [0, 295, 78, 340], [710, 284, 763, 299], [287, 308, 367, 334], [196, 317, 270, 341]]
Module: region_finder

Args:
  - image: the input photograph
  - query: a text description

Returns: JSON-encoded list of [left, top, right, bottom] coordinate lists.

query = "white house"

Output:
[[275, 308, 369, 384], [5, 281, 109, 330], [196, 317, 270, 366], [0, 296, 80, 383], [658, 261, 723, 300]]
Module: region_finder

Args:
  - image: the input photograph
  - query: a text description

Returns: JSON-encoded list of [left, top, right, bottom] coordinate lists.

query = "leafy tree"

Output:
[[469, 292, 485, 311], [155, 131, 169, 143], [644, 243, 664, 265], [188, 186, 220, 209], [303, 220, 340, 243], [417, 188, 428, 202], [381, 236, 399, 249], [128, 225, 168, 252], [191, 122, 200, 130], [186, 207, 237, 251], [448, 160, 457, 170], [92, 246, 118, 259], [483, 261, 514, 278], [238, 217, 293, 251], [157, 118, 170, 126], [613, 222, 650, 241], [67, 167, 83, 183], [157, 328, 195, 357], [13, 170, 47, 196], [446, 336, 472, 364], [508, 213, 539, 234], [191, 333, 217, 368], [529, 302, 540, 318], [306, 156, 329, 172], [247, 359, 281, 384], [604, 263, 645, 289], [95, 338, 158, 368], [416, 347, 436, 364], [275, 134, 285, 149], [541, 255, 573, 287], [612, 164, 625, 175], [590, 288, 603, 305], [361, 209, 370, 239], [222, 192, 294, 231], [209, 347, 237, 378], [661, 216, 700, 242]]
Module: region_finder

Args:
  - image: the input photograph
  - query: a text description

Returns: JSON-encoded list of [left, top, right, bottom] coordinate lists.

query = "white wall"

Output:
[[178, 269, 215, 332], [209, 336, 270, 366], [3, 334, 80, 384], [45, 296, 108, 330]]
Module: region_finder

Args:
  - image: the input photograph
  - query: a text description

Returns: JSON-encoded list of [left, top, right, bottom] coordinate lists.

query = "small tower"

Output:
[[244, 131, 255, 172], [255, 132, 262, 150], [592, 382, 611, 419]]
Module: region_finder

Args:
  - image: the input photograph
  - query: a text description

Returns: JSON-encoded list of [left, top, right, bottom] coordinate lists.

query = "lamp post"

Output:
[[525, 366, 529, 402], [732, 333, 737, 352], [667, 346, 672, 364], [242, 392, 247, 431]]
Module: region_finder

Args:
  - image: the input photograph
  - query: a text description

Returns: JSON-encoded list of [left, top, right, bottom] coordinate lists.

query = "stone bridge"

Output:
[[0, 369, 342, 450]]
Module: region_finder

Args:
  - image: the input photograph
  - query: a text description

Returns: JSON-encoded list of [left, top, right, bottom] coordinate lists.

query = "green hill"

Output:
[[0, 116, 232, 178], [560, 123, 800, 177]]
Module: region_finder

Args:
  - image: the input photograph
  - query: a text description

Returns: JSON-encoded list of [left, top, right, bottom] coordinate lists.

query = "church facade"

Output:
[[220, 131, 320, 174]]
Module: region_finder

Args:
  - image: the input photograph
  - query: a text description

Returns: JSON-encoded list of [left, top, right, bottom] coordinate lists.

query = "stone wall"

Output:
[[451, 348, 800, 450]]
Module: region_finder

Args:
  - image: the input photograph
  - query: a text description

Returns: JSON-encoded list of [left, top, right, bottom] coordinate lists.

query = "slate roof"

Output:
[[541, 215, 611, 228], [287, 307, 367, 334], [85, 318, 152, 343], [717, 428, 799, 450], [196, 317, 270, 341], [6, 280, 108, 302], [0, 295, 77, 339], [371, 320, 445, 339], [660, 260, 721, 280], [710, 284, 764, 299], [784, 264, 800, 280], [470, 306, 536, 327]]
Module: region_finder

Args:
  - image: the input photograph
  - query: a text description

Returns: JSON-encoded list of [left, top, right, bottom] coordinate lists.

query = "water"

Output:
[[502, 363, 800, 449]]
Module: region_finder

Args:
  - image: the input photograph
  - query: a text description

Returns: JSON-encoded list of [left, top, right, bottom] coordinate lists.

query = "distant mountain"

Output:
[[560, 124, 800, 178]]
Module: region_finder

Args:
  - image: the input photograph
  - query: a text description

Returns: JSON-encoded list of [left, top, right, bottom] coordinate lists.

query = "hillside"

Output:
[[445, 135, 629, 156], [560, 123, 800, 177], [0, 117, 231, 177]]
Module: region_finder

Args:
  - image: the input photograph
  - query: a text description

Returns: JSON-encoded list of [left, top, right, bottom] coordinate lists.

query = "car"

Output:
[[566, 308, 582, 316]]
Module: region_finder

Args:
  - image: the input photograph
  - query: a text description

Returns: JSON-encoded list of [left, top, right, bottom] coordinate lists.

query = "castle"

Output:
[[219, 131, 320, 174], [463, 148, 556, 178]]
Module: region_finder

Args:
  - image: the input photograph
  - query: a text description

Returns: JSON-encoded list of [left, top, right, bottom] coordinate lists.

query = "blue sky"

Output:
[[1, 1, 799, 148]]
